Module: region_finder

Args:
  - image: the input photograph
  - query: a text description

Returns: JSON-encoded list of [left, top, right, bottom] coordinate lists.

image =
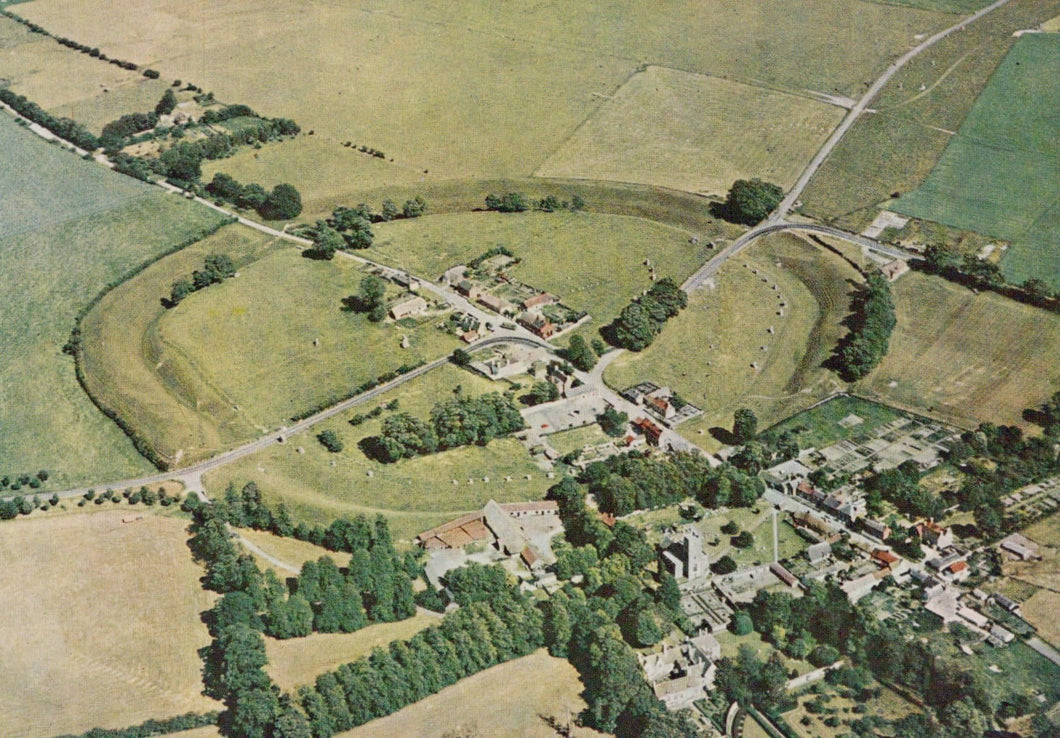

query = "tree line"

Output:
[[919, 243, 1060, 314], [484, 191, 585, 213], [166, 254, 236, 306], [53, 712, 219, 738], [0, 88, 99, 151], [360, 392, 524, 463], [205, 174, 303, 220], [603, 277, 688, 351], [832, 271, 895, 381], [1, 9, 142, 75]]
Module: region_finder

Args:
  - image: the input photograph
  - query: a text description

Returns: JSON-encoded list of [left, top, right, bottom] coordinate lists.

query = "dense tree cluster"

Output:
[[53, 712, 219, 738], [0, 88, 99, 151], [597, 406, 629, 438], [484, 192, 529, 212], [168, 254, 236, 306], [732, 408, 758, 444], [205, 174, 302, 220], [324, 206, 375, 249], [722, 178, 783, 225], [362, 392, 524, 462], [343, 275, 387, 321], [100, 111, 161, 147], [716, 645, 792, 714], [604, 278, 688, 351], [0, 470, 49, 493], [524, 380, 560, 406], [863, 460, 944, 520], [833, 272, 895, 381], [560, 334, 597, 371]]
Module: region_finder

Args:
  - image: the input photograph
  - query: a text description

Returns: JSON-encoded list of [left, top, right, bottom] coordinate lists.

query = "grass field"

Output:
[[0, 114, 229, 485], [266, 613, 440, 692], [339, 649, 606, 738], [865, 0, 992, 10], [366, 211, 711, 334], [18, 0, 953, 201], [1021, 590, 1060, 646], [859, 271, 1060, 428], [203, 365, 552, 543], [801, 0, 1060, 228], [536, 66, 844, 198], [0, 508, 219, 737], [237, 527, 351, 576], [605, 233, 859, 450], [767, 395, 909, 450], [546, 424, 612, 456]]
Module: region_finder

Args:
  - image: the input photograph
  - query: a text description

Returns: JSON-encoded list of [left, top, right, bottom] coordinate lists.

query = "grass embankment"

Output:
[[0, 114, 228, 485], [0, 508, 220, 737], [606, 233, 859, 450], [204, 365, 550, 543], [859, 271, 1060, 428]]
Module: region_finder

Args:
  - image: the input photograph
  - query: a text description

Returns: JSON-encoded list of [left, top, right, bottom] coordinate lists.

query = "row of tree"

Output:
[[484, 192, 585, 213], [205, 174, 303, 220], [921, 244, 1060, 313], [0, 88, 99, 151], [167, 254, 237, 306], [53, 712, 219, 738], [1, 9, 142, 74], [832, 271, 896, 381], [361, 392, 524, 463], [604, 278, 688, 351]]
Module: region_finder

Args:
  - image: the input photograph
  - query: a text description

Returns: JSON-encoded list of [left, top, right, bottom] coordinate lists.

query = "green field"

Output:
[[801, 0, 1060, 228], [866, 0, 992, 11], [203, 365, 551, 543], [546, 424, 611, 456], [889, 34, 1060, 288], [0, 115, 227, 485], [605, 234, 859, 449], [366, 211, 711, 334], [767, 395, 909, 450]]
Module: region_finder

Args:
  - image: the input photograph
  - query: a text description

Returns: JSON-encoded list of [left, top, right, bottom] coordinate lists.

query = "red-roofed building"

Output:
[[871, 549, 900, 569], [632, 417, 663, 445], [522, 293, 556, 310]]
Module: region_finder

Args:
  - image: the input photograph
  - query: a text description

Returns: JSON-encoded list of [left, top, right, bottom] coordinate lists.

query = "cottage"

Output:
[[871, 549, 900, 569], [521, 292, 556, 310], [646, 394, 677, 420], [861, 518, 891, 541], [913, 519, 953, 549], [456, 279, 482, 300], [633, 417, 664, 446], [388, 295, 428, 320], [517, 312, 556, 338], [477, 293, 507, 313]]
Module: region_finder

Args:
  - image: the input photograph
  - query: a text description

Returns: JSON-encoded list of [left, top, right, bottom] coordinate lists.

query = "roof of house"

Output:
[[500, 501, 559, 514], [872, 549, 900, 566], [947, 560, 969, 574], [522, 293, 554, 309]]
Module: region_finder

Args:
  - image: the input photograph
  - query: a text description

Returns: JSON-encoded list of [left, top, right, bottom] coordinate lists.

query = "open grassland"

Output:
[[159, 247, 458, 428], [79, 224, 281, 468], [0, 14, 160, 124], [339, 649, 607, 738], [1021, 590, 1060, 646], [0, 116, 228, 485], [367, 211, 710, 331], [266, 613, 440, 692], [606, 234, 858, 450], [237, 527, 351, 576], [537, 66, 844, 198], [768, 395, 910, 449], [858, 271, 1060, 428], [0, 508, 219, 737], [892, 35, 1060, 287], [19, 0, 951, 198], [801, 0, 1060, 227], [203, 365, 551, 543]]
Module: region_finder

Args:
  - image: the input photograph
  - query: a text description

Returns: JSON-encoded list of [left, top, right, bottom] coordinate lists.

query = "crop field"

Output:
[[767, 395, 910, 450], [18, 0, 952, 201], [606, 233, 859, 449], [339, 649, 605, 738], [237, 527, 351, 576], [367, 211, 710, 332], [537, 66, 844, 198], [0, 508, 219, 737], [266, 613, 440, 692], [203, 364, 551, 543], [801, 0, 1060, 227], [859, 271, 1060, 428], [79, 224, 281, 468], [0, 115, 228, 485]]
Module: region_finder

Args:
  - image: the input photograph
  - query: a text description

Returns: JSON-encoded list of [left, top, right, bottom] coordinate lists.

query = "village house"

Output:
[[860, 517, 891, 541], [913, 519, 953, 549], [763, 460, 813, 493], [632, 417, 664, 446], [388, 295, 428, 321], [455, 279, 482, 300], [476, 293, 509, 314], [517, 312, 556, 338], [639, 634, 720, 711], [521, 292, 556, 310]]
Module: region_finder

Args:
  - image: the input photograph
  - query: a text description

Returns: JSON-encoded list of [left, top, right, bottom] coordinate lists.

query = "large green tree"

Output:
[[724, 178, 783, 225]]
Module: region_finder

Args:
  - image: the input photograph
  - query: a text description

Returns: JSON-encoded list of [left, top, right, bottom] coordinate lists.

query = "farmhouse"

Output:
[[388, 295, 428, 320]]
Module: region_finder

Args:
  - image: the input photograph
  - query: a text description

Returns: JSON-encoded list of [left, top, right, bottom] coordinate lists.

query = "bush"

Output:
[[317, 430, 344, 453], [258, 183, 302, 220], [712, 555, 737, 575]]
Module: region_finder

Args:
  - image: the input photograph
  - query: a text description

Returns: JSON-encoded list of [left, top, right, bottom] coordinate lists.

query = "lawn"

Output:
[[0, 508, 220, 737], [801, 0, 1060, 228], [0, 115, 228, 486], [338, 649, 606, 738], [859, 271, 1060, 428], [605, 233, 859, 450], [536, 66, 844, 198], [18, 0, 954, 200], [547, 424, 612, 456], [202, 365, 552, 543], [366, 211, 710, 333], [783, 683, 922, 738], [236, 527, 352, 576], [767, 395, 910, 450], [266, 613, 440, 693]]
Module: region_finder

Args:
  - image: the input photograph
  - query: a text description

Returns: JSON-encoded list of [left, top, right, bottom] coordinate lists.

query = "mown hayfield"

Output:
[[18, 0, 952, 197], [79, 224, 280, 468], [801, 0, 1060, 227], [537, 66, 844, 198], [0, 116, 227, 485], [266, 613, 440, 692], [0, 508, 220, 737], [366, 211, 709, 334], [859, 271, 1060, 428], [203, 365, 551, 543], [605, 234, 858, 450], [339, 649, 607, 738]]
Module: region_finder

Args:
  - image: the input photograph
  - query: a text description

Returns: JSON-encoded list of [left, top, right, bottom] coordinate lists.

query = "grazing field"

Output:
[[0, 508, 219, 737], [339, 649, 606, 738], [79, 224, 280, 468], [0, 115, 228, 485], [801, 0, 1060, 227], [859, 271, 1060, 428], [537, 66, 844, 198], [606, 234, 858, 449], [767, 395, 910, 450], [203, 365, 551, 543], [266, 613, 440, 692], [236, 527, 351, 576], [367, 211, 710, 332], [18, 0, 952, 198]]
